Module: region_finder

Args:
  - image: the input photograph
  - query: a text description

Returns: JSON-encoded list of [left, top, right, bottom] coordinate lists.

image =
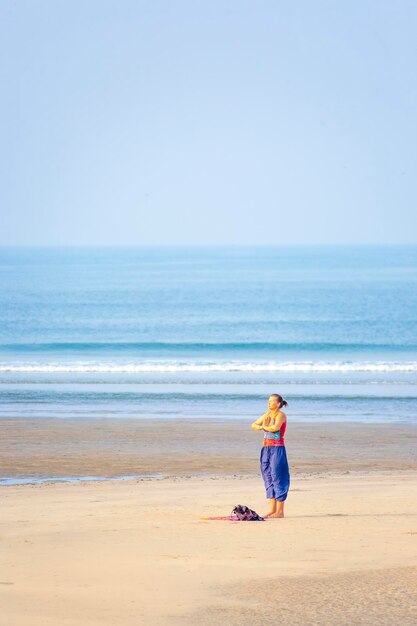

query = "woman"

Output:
[[251, 393, 290, 518]]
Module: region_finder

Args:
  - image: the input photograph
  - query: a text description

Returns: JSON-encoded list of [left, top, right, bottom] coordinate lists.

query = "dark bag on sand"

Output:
[[232, 504, 265, 521]]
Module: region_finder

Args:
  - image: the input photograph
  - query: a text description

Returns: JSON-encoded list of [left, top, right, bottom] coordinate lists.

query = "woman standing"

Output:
[[251, 394, 290, 518]]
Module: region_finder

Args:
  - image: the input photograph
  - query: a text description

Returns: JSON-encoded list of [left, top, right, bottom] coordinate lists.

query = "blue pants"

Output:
[[260, 446, 290, 501]]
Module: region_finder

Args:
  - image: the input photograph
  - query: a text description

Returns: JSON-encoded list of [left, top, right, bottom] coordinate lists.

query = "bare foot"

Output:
[[268, 512, 284, 518], [263, 512, 276, 518]]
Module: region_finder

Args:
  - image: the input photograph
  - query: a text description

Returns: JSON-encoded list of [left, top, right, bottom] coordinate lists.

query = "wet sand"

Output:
[[1, 418, 416, 479]]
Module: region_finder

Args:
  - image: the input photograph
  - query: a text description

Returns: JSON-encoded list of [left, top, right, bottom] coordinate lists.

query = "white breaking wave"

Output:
[[0, 361, 417, 373]]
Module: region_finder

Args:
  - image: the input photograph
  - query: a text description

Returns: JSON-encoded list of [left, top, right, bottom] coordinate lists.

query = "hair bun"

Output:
[[271, 393, 288, 409]]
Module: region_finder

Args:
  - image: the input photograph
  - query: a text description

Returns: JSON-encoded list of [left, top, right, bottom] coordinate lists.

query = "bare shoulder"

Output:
[[278, 410, 287, 421]]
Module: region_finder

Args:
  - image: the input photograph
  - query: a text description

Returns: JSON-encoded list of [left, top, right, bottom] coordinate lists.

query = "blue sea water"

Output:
[[0, 245, 416, 423]]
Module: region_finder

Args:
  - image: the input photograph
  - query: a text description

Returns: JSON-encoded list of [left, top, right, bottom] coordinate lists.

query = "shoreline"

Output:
[[2, 466, 415, 487]]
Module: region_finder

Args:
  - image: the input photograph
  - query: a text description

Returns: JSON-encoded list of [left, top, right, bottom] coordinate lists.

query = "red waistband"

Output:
[[263, 440, 285, 447]]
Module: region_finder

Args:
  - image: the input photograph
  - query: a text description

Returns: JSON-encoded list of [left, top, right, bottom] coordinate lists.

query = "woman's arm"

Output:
[[262, 412, 286, 432], [251, 413, 268, 430]]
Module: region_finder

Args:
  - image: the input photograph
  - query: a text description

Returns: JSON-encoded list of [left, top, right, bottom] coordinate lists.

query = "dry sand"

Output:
[[1, 419, 417, 624], [2, 471, 417, 625]]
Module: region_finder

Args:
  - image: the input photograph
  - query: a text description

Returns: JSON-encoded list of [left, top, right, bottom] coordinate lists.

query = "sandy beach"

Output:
[[1, 418, 416, 479], [1, 419, 417, 624], [2, 471, 417, 625]]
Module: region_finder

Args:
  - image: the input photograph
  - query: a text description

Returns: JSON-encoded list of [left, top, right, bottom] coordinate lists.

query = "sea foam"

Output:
[[1, 361, 416, 373]]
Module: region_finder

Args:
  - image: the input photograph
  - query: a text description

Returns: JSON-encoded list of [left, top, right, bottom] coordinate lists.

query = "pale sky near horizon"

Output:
[[1, 1, 417, 246]]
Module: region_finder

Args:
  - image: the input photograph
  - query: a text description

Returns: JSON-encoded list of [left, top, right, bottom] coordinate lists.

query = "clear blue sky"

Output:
[[1, 0, 416, 245]]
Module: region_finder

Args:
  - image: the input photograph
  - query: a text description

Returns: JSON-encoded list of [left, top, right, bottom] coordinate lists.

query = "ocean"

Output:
[[1, 245, 416, 423]]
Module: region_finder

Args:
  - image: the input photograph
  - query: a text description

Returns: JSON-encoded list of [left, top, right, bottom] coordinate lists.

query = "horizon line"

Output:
[[1, 242, 417, 249]]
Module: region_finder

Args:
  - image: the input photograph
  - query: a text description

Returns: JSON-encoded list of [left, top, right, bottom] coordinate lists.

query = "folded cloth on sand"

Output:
[[200, 505, 265, 521], [231, 504, 265, 521], [200, 515, 240, 521]]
